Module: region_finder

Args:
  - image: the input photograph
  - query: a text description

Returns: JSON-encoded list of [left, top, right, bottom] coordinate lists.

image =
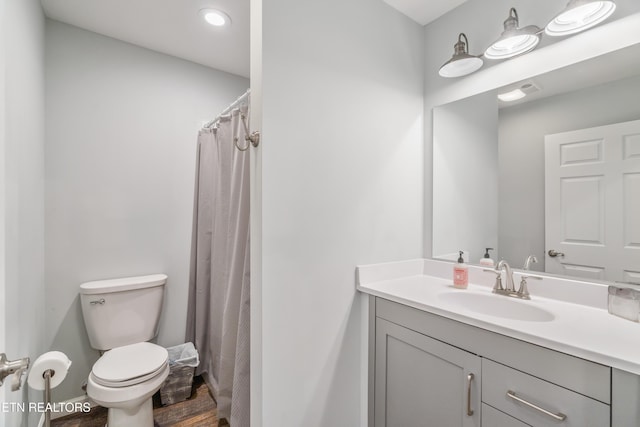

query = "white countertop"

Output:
[[357, 259, 640, 375]]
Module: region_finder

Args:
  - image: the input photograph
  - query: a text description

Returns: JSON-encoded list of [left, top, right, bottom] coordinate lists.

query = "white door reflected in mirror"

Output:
[[545, 119, 640, 283]]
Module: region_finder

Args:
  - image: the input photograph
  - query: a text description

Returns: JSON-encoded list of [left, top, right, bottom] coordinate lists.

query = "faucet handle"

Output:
[[483, 269, 504, 292], [517, 275, 542, 299]]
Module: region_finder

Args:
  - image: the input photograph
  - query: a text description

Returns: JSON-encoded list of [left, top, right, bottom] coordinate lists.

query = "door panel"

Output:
[[623, 173, 640, 248], [560, 175, 604, 244]]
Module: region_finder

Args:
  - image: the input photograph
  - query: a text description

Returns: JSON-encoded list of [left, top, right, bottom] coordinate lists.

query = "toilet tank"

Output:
[[80, 274, 167, 351]]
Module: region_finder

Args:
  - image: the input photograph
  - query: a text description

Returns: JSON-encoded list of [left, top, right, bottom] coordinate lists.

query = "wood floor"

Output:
[[51, 376, 227, 427]]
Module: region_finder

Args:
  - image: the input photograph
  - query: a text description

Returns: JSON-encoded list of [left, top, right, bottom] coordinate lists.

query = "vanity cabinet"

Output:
[[368, 297, 636, 427], [375, 318, 480, 427]]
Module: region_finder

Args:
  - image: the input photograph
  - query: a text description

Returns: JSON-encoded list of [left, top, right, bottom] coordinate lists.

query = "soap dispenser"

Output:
[[453, 251, 469, 289], [479, 248, 495, 267]]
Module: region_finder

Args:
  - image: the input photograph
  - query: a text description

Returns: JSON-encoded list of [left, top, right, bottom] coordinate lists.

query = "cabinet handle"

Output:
[[506, 390, 567, 421], [466, 373, 474, 416]]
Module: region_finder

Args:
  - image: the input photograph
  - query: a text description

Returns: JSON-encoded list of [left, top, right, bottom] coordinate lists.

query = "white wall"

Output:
[[0, 0, 5, 415], [433, 92, 498, 262], [258, 0, 424, 425], [249, 0, 263, 423], [44, 20, 248, 402], [0, 0, 6, 416], [1, 0, 46, 426], [498, 74, 640, 270]]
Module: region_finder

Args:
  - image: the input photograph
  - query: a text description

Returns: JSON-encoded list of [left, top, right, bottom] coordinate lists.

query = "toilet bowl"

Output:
[[79, 274, 169, 427], [86, 342, 169, 427]]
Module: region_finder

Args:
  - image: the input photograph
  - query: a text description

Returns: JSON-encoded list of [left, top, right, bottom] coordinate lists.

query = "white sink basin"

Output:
[[438, 291, 555, 322]]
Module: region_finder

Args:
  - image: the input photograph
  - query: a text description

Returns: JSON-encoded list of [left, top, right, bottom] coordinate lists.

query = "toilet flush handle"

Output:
[[90, 298, 105, 305]]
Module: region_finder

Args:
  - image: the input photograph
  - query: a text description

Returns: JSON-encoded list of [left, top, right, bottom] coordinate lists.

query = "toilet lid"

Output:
[[92, 342, 168, 387]]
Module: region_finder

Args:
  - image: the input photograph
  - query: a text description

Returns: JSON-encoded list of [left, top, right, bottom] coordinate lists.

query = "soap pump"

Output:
[[453, 251, 469, 289], [479, 248, 495, 267]]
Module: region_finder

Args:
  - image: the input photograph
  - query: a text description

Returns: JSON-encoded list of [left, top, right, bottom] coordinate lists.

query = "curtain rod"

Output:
[[204, 88, 251, 129]]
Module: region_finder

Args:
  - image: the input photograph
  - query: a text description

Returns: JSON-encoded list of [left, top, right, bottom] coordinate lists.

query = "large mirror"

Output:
[[432, 42, 640, 284]]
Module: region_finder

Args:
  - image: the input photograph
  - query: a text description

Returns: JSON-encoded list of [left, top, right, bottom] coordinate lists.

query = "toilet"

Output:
[[79, 274, 170, 427]]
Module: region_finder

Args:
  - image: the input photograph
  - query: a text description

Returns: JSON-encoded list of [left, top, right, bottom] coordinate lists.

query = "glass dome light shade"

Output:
[[545, 0, 616, 36], [439, 33, 484, 78], [485, 8, 542, 60]]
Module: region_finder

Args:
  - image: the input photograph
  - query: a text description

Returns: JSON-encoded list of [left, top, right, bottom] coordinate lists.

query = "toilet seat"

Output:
[[91, 342, 168, 388], [87, 363, 170, 409]]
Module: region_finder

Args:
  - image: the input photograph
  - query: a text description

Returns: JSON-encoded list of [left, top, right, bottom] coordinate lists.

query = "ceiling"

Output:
[[41, 0, 250, 78], [382, 0, 469, 25], [498, 42, 640, 108], [41, 0, 464, 78]]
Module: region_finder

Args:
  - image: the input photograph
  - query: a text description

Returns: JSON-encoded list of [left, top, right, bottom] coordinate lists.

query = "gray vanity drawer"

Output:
[[482, 404, 530, 427], [482, 359, 610, 427]]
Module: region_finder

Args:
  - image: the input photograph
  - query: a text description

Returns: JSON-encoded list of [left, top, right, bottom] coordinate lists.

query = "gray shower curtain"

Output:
[[186, 105, 250, 427]]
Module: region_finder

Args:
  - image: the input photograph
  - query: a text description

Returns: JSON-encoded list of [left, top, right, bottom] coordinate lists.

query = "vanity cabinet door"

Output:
[[612, 369, 640, 427], [375, 318, 481, 427]]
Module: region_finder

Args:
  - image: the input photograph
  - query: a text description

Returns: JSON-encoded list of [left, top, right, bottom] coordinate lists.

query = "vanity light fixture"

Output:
[[484, 8, 542, 60], [545, 0, 616, 36], [438, 33, 484, 78], [200, 9, 231, 27]]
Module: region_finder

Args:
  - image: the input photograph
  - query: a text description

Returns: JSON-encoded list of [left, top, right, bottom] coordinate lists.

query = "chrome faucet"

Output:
[[523, 255, 538, 270], [497, 260, 516, 292], [484, 260, 536, 300]]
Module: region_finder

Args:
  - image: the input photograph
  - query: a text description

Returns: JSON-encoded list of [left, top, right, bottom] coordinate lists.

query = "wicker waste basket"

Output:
[[160, 342, 200, 406]]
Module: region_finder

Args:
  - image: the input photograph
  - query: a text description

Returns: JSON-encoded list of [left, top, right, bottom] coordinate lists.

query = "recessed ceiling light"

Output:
[[200, 9, 231, 27], [497, 89, 527, 102]]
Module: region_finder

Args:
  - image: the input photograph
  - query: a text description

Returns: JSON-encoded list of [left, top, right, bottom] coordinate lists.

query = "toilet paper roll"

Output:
[[27, 351, 72, 390]]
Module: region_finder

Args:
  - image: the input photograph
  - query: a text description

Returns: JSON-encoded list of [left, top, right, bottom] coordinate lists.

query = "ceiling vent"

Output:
[[519, 80, 541, 95]]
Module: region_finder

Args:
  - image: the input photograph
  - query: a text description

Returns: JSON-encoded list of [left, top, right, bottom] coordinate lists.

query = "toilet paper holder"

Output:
[[0, 352, 30, 390], [27, 351, 72, 427]]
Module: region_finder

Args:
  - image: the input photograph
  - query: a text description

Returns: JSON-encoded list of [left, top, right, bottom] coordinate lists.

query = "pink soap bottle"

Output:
[[453, 251, 469, 289]]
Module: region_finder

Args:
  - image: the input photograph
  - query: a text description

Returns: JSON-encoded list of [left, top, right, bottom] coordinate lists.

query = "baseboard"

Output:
[[37, 395, 96, 427]]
